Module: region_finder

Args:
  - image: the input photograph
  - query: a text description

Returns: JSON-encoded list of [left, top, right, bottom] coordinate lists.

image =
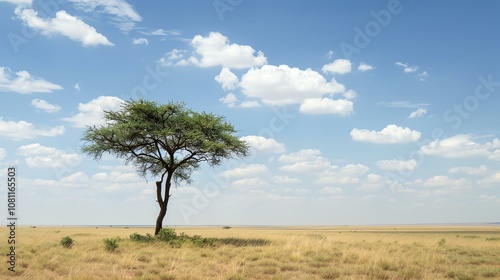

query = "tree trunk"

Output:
[[154, 179, 172, 235]]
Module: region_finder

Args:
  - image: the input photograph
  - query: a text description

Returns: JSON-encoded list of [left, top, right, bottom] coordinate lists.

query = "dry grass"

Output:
[[2, 225, 500, 279]]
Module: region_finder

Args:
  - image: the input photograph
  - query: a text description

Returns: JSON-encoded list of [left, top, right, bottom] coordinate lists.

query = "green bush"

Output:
[[103, 238, 119, 252], [156, 228, 177, 242], [130, 232, 154, 242], [60, 236, 74, 248]]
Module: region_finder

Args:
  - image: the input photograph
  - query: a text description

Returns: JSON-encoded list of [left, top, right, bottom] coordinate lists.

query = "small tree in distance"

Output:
[[81, 99, 249, 235]]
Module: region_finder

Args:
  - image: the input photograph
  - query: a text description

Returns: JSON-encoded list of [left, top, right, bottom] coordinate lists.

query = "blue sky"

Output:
[[1, 0, 500, 226]]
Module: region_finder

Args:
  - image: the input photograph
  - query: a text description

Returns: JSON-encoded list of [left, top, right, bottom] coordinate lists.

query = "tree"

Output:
[[81, 99, 249, 235]]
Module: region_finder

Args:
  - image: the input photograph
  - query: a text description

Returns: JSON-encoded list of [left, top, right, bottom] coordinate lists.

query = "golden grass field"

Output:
[[2, 225, 500, 279]]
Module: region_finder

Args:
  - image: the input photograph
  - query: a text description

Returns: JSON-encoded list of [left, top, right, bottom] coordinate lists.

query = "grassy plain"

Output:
[[2, 225, 500, 279]]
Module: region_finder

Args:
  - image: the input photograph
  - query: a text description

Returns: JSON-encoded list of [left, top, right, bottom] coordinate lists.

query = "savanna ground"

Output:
[[2, 225, 500, 279]]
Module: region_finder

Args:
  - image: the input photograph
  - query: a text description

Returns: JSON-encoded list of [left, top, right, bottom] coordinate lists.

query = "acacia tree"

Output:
[[81, 99, 249, 235]]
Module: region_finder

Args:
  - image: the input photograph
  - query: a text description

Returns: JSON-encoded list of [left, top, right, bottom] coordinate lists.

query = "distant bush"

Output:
[[103, 238, 119, 252], [60, 236, 74, 248], [130, 232, 154, 242], [223, 226, 231, 229], [438, 238, 446, 246], [129, 228, 215, 248]]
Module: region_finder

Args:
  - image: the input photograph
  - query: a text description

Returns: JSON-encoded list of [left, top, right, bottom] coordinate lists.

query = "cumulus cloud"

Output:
[[395, 62, 418, 73], [419, 134, 500, 158], [351, 124, 421, 144], [322, 186, 342, 194], [343, 89, 357, 100], [279, 149, 332, 173], [322, 59, 352, 75], [0, 67, 63, 94], [15, 8, 113, 46], [219, 93, 238, 108], [359, 174, 390, 191], [179, 32, 266, 69], [31, 99, 61, 113], [240, 64, 345, 106], [215, 67, 239, 91], [272, 175, 302, 184], [357, 62, 374, 72], [232, 177, 268, 187], [63, 96, 124, 128], [449, 165, 488, 175], [240, 135, 285, 154], [0, 118, 64, 140], [17, 143, 82, 169], [477, 172, 500, 187], [316, 164, 369, 185], [67, 0, 142, 32], [416, 175, 471, 188], [376, 159, 417, 172], [221, 164, 268, 178], [132, 38, 148, 45], [299, 98, 353, 116], [408, 108, 427, 119], [61, 172, 89, 184]]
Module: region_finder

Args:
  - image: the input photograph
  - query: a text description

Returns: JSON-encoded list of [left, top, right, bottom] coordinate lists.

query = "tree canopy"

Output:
[[81, 99, 249, 234]]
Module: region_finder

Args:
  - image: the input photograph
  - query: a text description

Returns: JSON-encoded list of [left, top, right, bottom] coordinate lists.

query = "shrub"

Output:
[[156, 228, 177, 242], [103, 238, 119, 252], [438, 238, 446, 246], [130, 232, 154, 242], [60, 236, 74, 248], [223, 226, 231, 229]]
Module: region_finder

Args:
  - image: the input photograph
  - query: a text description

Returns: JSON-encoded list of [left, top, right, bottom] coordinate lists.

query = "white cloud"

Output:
[[279, 149, 332, 173], [139, 28, 179, 36], [0, 67, 63, 94], [416, 71, 429, 80], [219, 93, 238, 108], [68, 0, 141, 32], [420, 134, 500, 158], [351, 124, 421, 144], [31, 99, 61, 113], [240, 135, 285, 154], [158, 49, 187, 66], [343, 89, 357, 100], [232, 177, 268, 187], [357, 62, 374, 72], [240, 64, 345, 106], [315, 164, 368, 185], [61, 172, 89, 184], [395, 62, 417, 73], [322, 59, 352, 74], [0, 0, 31, 6], [477, 172, 500, 187], [378, 101, 430, 108], [376, 159, 417, 172], [278, 149, 321, 163], [181, 32, 267, 69], [63, 96, 124, 128], [449, 165, 488, 175], [15, 8, 113, 46], [240, 101, 261, 108], [272, 175, 302, 184], [17, 143, 82, 169], [417, 175, 471, 188], [221, 164, 268, 178], [359, 174, 389, 191], [0, 118, 64, 140], [74, 83, 81, 92], [299, 98, 353, 116], [408, 108, 427, 119], [489, 150, 500, 161], [132, 38, 148, 45], [215, 67, 239, 91]]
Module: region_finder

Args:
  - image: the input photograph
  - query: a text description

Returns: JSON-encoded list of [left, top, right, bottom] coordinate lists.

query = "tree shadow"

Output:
[[214, 237, 271, 247]]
